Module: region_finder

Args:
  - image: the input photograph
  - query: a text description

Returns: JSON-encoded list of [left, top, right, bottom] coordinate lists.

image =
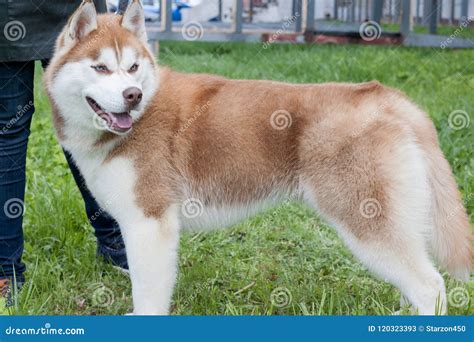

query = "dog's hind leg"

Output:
[[330, 225, 446, 314], [300, 120, 447, 314]]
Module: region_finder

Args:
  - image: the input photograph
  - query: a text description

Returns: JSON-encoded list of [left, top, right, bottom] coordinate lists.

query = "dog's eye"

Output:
[[128, 63, 139, 73], [92, 64, 109, 73]]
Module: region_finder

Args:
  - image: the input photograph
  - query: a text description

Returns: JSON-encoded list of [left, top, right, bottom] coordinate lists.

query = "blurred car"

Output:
[[142, 0, 160, 22], [107, 0, 190, 22]]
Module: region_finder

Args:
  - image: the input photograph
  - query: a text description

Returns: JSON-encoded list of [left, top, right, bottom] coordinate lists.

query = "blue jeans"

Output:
[[0, 61, 127, 282]]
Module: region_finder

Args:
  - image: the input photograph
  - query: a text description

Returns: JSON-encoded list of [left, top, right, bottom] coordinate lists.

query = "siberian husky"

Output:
[[44, 0, 472, 315]]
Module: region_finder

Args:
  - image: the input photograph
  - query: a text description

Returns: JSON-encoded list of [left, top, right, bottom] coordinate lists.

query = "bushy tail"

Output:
[[425, 146, 473, 281]]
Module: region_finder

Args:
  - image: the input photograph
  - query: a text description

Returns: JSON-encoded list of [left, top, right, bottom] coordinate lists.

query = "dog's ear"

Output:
[[121, 0, 147, 44], [65, 0, 98, 44]]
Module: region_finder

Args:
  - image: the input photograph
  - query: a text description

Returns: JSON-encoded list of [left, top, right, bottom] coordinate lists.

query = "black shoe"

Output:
[[0, 278, 23, 307]]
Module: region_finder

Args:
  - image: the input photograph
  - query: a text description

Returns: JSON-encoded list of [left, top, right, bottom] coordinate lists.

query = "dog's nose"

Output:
[[123, 87, 143, 108]]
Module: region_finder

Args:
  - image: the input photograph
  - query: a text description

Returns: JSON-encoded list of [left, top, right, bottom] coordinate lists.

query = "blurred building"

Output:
[[179, 0, 473, 24], [108, 0, 474, 25]]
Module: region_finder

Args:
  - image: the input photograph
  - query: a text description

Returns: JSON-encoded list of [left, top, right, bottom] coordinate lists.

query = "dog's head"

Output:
[[45, 0, 158, 136]]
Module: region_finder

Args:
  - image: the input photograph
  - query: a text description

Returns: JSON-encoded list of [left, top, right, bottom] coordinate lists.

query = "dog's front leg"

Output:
[[120, 207, 180, 315]]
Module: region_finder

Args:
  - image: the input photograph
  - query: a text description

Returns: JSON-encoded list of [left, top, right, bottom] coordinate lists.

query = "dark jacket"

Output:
[[0, 0, 107, 62]]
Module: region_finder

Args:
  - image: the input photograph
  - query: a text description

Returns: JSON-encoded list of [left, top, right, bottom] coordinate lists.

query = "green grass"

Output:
[[321, 20, 474, 39], [3, 41, 473, 315], [381, 22, 474, 39]]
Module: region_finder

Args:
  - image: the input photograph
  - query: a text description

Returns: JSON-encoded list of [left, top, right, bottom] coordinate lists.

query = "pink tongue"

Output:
[[111, 113, 133, 129]]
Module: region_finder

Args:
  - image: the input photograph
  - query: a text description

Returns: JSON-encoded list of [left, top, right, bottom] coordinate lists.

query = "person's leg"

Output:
[[0, 61, 35, 288], [63, 151, 128, 270]]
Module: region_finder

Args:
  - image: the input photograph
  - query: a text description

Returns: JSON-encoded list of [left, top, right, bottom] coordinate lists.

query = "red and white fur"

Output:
[[44, 0, 473, 315]]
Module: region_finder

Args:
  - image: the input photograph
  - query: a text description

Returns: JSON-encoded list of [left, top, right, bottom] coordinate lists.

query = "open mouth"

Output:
[[86, 96, 133, 133]]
